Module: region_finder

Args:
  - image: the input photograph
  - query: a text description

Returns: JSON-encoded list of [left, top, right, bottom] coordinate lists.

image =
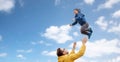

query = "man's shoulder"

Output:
[[58, 55, 68, 61]]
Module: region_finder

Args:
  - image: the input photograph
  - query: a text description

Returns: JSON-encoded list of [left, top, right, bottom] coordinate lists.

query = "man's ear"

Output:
[[62, 51, 65, 55], [67, 51, 69, 54]]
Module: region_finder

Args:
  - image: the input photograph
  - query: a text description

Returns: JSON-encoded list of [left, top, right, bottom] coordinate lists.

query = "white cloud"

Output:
[[107, 56, 120, 62], [95, 16, 120, 35], [0, 35, 2, 41], [26, 49, 32, 53], [95, 16, 108, 30], [42, 38, 120, 61], [43, 25, 73, 44], [35, 60, 40, 62], [17, 54, 26, 59], [75, 58, 88, 62], [85, 39, 120, 58], [55, 0, 61, 6], [17, 50, 24, 52], [75, 57, 97, 62], [73, 32, 79, 36], [41, 50, 56, 57], [38, 40, 44, 44], [0, 0, 15, 12], [108, 24, 120, 34], [47, 60, 52, 62], [45, 43, 52, 46], [112, 10, 120, 18], [31, 41, 37, 45], [89, 39, 120, 57], [31, 41, 44, 45], [84, 0, 95, 5], [18, 0, 24, 7], [17, 49, 32, 53], [69, 38, 120, 58], [97, 0, 120, 10], [31, 40, 52, 46], [0, 53, 7, 57]]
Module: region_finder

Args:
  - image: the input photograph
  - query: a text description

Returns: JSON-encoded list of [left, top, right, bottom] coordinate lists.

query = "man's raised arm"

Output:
[[70, 37, 87, 60], [70, 42, 76, 54]]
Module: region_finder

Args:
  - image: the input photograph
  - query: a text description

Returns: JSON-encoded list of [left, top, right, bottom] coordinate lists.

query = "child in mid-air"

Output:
[[70, 8, 93, 39]]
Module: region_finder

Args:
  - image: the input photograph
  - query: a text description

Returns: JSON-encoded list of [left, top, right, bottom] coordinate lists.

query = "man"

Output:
[[70, 8, 93, 39], [57, 37, 87, 62]]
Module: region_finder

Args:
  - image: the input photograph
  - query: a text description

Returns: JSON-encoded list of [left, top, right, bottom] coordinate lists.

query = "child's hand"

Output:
[[69, 24, 72, 26]]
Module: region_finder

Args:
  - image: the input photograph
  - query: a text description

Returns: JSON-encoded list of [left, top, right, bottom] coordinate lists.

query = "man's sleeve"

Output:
[[70, 44, 86, 60], [70, 49, 75, 54]]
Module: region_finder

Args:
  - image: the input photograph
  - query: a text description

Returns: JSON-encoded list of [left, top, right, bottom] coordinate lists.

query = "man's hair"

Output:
[[57, 48, 63, 57], [74, 8, 81, 13]]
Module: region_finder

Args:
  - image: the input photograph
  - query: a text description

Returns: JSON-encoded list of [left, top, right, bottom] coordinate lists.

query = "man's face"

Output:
[[60, 48, 69, 55], [74, 10, 79, 14]]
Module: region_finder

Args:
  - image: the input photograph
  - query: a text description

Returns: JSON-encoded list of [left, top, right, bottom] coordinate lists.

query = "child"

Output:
[[70, 8, 93, 39]]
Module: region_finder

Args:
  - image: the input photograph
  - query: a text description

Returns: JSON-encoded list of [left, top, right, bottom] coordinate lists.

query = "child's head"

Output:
[[74, 8, 80, 14]]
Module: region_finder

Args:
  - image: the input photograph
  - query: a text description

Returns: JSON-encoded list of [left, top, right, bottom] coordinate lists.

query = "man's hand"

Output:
[[82, 37, 87, 45], [73, 42, 76, 49]]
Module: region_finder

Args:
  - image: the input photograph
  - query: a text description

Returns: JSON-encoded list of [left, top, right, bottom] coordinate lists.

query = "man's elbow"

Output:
[[81, 53, 85, 56], [80, 51, 85, 57]]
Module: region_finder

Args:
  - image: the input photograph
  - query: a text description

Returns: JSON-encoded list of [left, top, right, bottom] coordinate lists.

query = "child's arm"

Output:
[[70, 20, 77, 26], [75, 13, 84, 21]]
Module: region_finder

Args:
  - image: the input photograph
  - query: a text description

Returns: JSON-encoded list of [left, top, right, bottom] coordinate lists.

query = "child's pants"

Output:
[[80, 23, 89, 35]]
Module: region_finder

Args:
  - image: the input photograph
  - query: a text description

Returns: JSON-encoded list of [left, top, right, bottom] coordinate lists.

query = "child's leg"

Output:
[[81, 23, 92, 39], [80, 23, 89, 35], [89, 27, 93, 33]]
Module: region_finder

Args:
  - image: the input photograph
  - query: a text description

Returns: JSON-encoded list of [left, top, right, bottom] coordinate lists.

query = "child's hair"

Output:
[[74, 8, 81, 13]]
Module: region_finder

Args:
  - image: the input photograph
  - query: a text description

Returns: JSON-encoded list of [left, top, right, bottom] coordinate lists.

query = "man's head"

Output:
[[74, 8, 81, 14], [57, 48, 69, 57]]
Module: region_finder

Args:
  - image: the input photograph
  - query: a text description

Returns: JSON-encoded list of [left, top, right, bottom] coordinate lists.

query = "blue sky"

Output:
[[0, 0, 120, 62]]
